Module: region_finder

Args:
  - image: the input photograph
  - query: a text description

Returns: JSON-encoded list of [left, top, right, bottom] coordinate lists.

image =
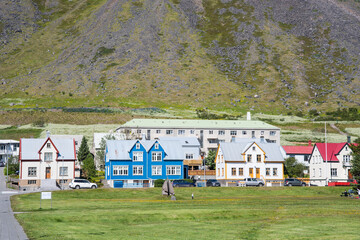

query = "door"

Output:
[[45, 167, 51, 179], [348, 169, 353, 179], [114, 181, 123, 188], [249, 168, 253, 178], [256, 168, 260, 178]]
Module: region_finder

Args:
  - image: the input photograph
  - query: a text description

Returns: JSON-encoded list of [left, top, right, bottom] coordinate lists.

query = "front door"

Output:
[[249, 168, 253, 178], [46, 167, 51, 179], [348, 169, 353, 179], [256, 168, 260, 178]]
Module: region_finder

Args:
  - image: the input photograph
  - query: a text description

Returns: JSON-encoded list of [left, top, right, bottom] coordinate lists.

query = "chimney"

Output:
[[247, 112, 251, 121], [46, 130, 51, 138], [308, 140, 312, 146], [347, 136, 351, 143]]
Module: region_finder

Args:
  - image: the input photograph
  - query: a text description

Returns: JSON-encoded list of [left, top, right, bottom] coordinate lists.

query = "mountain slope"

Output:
[[0, 0, 360, 114]]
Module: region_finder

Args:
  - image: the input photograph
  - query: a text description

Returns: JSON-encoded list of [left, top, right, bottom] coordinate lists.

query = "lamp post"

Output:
[[6, 143, 9, 185]]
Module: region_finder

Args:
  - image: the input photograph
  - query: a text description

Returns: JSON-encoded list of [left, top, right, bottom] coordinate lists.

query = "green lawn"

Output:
[[12, 187, 360, 240]]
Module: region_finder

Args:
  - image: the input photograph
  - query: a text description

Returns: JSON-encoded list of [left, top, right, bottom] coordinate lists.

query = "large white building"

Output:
[[0, 140, 19, 163], [216, 139, 285, 186], [116, 119, 280, 156], [19, 137, 77, 189], [309, 142, 354, 186]]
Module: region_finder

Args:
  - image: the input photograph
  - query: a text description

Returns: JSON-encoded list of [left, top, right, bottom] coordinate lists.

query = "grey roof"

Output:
[[220, 138, 284, 162], [106, 139, 184, 160], [158, 137, 200, 147], [0, 140, 19, 144], [20, 138, 76, 160]]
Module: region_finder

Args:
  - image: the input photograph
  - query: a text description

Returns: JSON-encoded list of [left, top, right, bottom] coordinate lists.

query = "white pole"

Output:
[[6, 143, 8, 185], [325, 122, 328, 186], [204, 155, 206, 187], [62, 156, 64, 190]]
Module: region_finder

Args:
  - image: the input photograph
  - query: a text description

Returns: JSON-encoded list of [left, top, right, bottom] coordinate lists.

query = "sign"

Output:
[[41, 192, 52, 200]]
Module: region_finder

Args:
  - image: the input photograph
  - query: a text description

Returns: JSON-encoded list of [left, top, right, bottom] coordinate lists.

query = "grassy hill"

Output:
[[1, 0, 360, 114]]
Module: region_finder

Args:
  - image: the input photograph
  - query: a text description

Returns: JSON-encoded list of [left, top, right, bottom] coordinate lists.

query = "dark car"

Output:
[[0, 161, 5, 167], [206, 179, 221, 187], [284, 178, 306, 187], [172, 180, 196, 187]]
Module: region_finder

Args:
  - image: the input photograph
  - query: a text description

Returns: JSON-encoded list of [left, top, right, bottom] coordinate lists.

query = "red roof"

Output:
[[315, 142, 348, 162], [283, 145, 313, 155]]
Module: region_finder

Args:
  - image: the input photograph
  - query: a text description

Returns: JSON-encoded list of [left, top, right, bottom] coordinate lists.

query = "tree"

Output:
[[96, 134, 115, 170], [284, 157, 306, 178], [82, 153, 96, 179], [205, 150, 216, 170], [3, 156, 19, 175], [350, 142, 360, 189], [78, 136, 90, 163]]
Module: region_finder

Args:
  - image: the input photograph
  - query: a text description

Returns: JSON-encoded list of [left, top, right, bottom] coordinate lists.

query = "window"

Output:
[[59, 179, 67, 184], [247, 154, 252, 162], [230, 130, 237, 136], [218, 168, 220, 177], [209, 139, 218, 144], [209, 130, 213, 134], [190, 130, 195, 134], [331, 168, 337, 177], [46, 142, 51, 148], [28, 180, 37, 185], [156, 129, 161, 134], [136, 143, 140, 149], [266, 168, 270, 176], [166, 166, 181, 175], [133, 152, 143, 161], [137, 129, 141, 134], [252, 146, 256, 151], [152, 166, 162, 175], [59, 167, 68, 176], [44, 152, 53, 162], [178, 130, 185, 135], [319, 168, 322, 177], [239, 168, 243, 176], [343, 155, 351, 163], [113, 166, 128, 175], [166, 130, 173, 135], [270, 131, 276, 136], [155, 143, 159, 149], [261, 131, 264, 135], [231, 168, 236, 176], [185, 153, 194, 159], [222, 168, 224, 176], [28, 167, 37, 177], [273, 168, 278, 176], [75, 141, 78, 146], [152, 152, 162, 161], [242, 131, 247, 135], [133, 166, 143, 175], [218, 130, 225, 135], [257, 154, 261, 162], [313, 168, 315, 177]]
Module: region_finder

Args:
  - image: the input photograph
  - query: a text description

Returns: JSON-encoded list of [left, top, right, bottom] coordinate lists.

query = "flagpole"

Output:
[[325, 122, 328, 186]]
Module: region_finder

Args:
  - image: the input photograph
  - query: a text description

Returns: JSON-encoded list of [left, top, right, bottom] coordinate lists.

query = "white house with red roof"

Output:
[[309, 142, 354, 186], [282, 141, 313, 174], [19, 137, 77, 189]]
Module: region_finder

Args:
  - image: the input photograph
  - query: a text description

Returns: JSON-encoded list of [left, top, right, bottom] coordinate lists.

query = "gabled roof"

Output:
[[20, 138, 76, 160], [315, 142, 349, 162], [282, 146, 313, 155], [0, 140, 19, 144], [220, 138, 284, 162], [158, 137, 200, 147], [106, 140, 184, 160], [119, 119, 279, 130]]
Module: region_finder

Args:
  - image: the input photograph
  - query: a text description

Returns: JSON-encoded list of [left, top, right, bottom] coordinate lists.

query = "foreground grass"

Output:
[[12, 187, 360, 240]]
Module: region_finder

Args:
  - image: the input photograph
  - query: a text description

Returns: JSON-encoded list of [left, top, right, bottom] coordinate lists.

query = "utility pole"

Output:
[[325, 122, 328, 186]]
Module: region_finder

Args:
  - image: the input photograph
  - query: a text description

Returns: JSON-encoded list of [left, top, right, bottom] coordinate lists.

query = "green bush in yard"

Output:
[[154, 179, 165, 187]]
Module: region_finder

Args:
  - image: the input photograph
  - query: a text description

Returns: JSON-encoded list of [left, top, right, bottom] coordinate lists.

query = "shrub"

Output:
[[154, 179, 165, 187]]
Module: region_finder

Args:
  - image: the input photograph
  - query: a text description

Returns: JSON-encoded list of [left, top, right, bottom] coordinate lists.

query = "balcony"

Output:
[[188, 170, 216, 176], [342, 161, 351, 167]]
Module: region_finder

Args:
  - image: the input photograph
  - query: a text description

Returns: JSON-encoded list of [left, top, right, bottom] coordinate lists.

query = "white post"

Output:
[[6, 143, 8, 185], [204, 156, 206, 187], [62, 156, 64, 190], [325, 122, 328, 186]]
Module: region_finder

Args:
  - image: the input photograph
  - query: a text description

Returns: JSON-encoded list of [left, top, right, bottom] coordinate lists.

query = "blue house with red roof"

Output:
[[105, 139, 185, 188]]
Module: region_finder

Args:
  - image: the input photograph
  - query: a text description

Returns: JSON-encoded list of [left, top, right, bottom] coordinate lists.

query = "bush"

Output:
[[154, 179, 165, 187]]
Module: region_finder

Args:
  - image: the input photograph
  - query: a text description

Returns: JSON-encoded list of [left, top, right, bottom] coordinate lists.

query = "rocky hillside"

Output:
[[1, 0, 360, 114]]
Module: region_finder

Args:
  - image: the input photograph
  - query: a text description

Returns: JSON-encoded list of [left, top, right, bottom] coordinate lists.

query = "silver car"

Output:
[[69, 179, 97, 189], [244, 178, 264, 187]]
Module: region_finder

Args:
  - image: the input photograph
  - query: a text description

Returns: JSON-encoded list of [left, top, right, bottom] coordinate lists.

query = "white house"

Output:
[[19, 137, 77, 189], [0, 140, 19, 163], [282, 141, 313, 174], [216, 139, 285, 186], [309, 142, 355, 186]]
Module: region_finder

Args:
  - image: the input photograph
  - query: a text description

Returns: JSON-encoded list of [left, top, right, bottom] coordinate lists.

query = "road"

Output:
[[0, 167, 28, 240]]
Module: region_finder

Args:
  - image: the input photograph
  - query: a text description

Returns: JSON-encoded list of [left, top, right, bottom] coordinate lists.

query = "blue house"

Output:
[[105, 139, 185, 188]]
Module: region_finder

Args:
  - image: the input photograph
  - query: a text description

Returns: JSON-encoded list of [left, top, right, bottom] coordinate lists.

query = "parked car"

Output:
[[69, 179, 97, 189], [284, 178, 306, 187], [172, 180, 196, 187], [238, 178, 264, 187], [206, 179, 221, 187], [0, 161, 5, 167]]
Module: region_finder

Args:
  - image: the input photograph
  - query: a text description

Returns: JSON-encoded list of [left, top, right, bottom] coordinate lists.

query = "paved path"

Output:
[[0, 167, 28, 240]]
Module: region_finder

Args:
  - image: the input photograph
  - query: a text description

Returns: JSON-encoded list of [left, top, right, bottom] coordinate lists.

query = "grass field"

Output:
[[12, 187, 360, 240]]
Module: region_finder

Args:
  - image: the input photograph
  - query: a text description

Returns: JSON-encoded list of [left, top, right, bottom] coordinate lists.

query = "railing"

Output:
[[188, 170, 216, 176], [123, 183, 150, 188]]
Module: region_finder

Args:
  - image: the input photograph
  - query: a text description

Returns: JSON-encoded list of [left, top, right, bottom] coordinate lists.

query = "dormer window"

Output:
[[252, 146, 256, 151], [155, 143, 159, 149], [47, 143, 51, 148], [136, 143, 140, 149]]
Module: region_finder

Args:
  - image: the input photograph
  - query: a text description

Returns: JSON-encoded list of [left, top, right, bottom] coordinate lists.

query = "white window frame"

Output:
[[166, 130, 173, 135], [133, 166, 143, 175], [28, 167, 37, 177], [44, 152, 53, 162], [270, 131, 276, 136], [152, 166, 162, 176], [136, 143, 140, 149], [185, 153, 194, 159], [331, 168, 337, 177], [152, 152, 162, 161], [155, 143, 159, 150], [343, 155, 351, 163], [209, 130, 213, 134], [178, 130, 185, 135], [166, 165, 181, 175], [46, 142, 51, 148], [133, 151, 143, 161], [273, 168, 278, 176], [190, 130, 195, 134], [218, 130, 225, 135], [113, 166, 128, 176], [230, 130, 237, 136], [59, 167, 68, 176], [156, 129, 161, 134]]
